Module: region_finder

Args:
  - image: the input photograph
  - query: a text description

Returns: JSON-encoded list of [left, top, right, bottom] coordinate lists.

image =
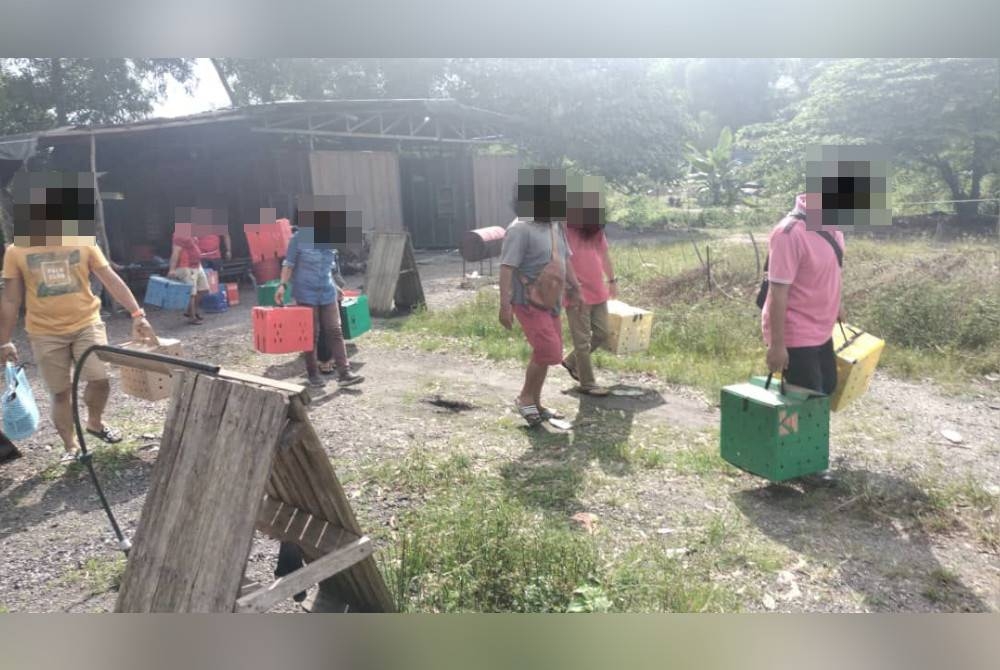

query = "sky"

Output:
[[152, 58, 232, 118]]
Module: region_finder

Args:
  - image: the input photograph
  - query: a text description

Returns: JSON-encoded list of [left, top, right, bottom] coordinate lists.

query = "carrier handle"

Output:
[[764, 372, 787, 397], [835, 319, 864, 354]]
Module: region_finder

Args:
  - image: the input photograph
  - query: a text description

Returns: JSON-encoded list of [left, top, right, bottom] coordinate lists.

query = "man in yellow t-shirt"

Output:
[[0, 242, 156, 461]]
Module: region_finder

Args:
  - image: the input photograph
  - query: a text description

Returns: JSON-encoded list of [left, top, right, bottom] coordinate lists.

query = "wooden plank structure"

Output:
[[114, 367, 394, 613], [365, 232, 425, 317]]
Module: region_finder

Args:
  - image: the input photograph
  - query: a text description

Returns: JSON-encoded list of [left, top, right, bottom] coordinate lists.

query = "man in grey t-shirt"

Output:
[[499, 215, 581, 427]]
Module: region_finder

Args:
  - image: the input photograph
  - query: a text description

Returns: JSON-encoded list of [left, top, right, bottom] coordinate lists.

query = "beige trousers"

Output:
[[563, 301, 610, 387]]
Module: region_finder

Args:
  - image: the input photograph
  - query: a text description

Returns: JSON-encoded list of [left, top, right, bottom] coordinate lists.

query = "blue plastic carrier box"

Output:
[[200, 288, 229, 313], [144, 276, 191, 311]]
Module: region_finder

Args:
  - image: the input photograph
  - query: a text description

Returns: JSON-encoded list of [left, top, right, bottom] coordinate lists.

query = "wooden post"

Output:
[[89, 133, 111, 259], [706, 245, 711, 293]]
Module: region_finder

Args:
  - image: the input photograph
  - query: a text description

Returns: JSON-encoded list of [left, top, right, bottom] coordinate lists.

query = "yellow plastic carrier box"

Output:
[[830, 322, 885, 412], [605, 300, 654, 355]]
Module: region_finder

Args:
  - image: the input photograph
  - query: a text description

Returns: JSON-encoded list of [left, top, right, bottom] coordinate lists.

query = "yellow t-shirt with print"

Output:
[[1, 244, 109, 336]]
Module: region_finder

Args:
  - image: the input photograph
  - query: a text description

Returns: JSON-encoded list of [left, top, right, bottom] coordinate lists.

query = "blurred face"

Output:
[[11, 172, 98, 247], [294, 194, 364, 253], [515, 168, 568, 223]]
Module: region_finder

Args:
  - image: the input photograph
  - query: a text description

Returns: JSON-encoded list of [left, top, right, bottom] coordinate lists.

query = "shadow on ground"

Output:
[[501, 385, 666, 513], [732, 469, 990, 612]]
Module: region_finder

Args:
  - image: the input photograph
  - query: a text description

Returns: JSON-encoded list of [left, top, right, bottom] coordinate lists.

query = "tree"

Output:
[[444, 59, 693, 193], [682, 59, 781, 150], [0, 59, 195, 134], [686, 127, 754, 207], [740, 59, 1000, 223], [212, 58, 449, 105]]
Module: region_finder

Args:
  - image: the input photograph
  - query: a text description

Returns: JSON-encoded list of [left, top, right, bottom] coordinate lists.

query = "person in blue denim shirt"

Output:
[[275, 228, 363, 388]]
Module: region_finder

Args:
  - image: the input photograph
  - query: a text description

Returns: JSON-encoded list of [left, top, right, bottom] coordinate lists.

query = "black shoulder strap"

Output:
[[816, 230, 843, 268]]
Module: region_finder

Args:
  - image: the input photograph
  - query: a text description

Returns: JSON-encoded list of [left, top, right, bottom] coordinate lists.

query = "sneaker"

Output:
[[337, 370, 364, 387], [307, 375, 326, 388]]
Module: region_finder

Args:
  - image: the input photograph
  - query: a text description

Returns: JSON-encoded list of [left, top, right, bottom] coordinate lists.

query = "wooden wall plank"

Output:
[[308, 150, 404, 235], [473, 154, 521, 230]]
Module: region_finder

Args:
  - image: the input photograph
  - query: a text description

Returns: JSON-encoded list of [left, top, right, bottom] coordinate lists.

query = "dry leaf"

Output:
[[571, 512, 599, 534]]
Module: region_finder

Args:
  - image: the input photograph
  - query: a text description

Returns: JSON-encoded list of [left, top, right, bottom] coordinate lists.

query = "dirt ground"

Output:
[[0, 250, 997, 613]]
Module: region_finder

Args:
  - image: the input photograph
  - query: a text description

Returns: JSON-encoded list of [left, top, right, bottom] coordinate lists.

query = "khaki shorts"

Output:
[[174, 266, 209, 295], [29, 322, 109, 395]]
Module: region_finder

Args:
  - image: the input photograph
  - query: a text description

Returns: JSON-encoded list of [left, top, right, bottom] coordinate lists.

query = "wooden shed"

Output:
[[0, 99, 522, 266]]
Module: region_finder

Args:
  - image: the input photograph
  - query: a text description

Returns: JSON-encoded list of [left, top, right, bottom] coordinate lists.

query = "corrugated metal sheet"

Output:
[[473, 154, 521, 230], [308, 150, 404, 235]]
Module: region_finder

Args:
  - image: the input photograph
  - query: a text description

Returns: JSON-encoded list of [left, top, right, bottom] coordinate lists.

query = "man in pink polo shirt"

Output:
[[762, 192, 846, 396]]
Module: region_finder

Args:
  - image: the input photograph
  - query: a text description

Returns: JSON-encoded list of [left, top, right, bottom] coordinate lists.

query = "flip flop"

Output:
[[60, 449, 81, 464], [539, 407, 566, 420], [86, 426, 123, 444], [514, 399, 543, 427]]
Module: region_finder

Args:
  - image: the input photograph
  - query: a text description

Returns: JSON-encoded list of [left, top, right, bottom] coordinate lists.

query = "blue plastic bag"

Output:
[[3, 363, 41, 441]]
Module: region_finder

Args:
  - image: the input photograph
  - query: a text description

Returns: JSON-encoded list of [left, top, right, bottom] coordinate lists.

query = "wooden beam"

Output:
[[255, 494, 359, 559], [90, 133, 111, 260], [234, 537, 373, 613], [216, 369, 311, 404]]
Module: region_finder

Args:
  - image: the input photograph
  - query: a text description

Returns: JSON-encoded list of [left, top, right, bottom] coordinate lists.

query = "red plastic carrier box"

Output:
[[225, 282, 240, 306], [252, 305, 314, 354], [244, 218, 293, 263]]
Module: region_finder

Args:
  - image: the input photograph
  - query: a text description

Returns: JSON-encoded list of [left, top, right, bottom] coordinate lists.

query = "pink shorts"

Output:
[[514, 304, 563, 366]]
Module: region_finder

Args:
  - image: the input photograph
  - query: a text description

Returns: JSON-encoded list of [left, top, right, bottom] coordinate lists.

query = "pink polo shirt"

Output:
[[761, 217, 844, 348], [566, 226, 611, 305]]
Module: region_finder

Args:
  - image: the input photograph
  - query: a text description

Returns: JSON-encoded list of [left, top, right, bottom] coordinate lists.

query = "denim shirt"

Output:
[[282, 231, 339, 306]]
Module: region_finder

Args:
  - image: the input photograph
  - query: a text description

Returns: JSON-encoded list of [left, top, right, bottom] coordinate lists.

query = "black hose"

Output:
[[71, 344, 221, 556]]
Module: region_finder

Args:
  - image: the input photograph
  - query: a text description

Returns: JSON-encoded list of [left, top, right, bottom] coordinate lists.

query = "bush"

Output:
[[606, 192, 673, 229]]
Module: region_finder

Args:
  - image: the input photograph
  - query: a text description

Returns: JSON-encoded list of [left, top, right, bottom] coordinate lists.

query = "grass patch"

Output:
[[835, 470, 999, 553], [374, 447, 755, 613], [398, 236, 999, 397], [63, 555, 126, 596], [922, 568, 964, 605]]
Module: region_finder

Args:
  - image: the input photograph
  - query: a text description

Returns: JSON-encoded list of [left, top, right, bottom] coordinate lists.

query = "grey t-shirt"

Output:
[[499, 218, 572, 312]]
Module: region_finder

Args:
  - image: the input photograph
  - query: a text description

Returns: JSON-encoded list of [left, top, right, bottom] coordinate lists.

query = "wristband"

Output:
[[131, 308, 146, 319]]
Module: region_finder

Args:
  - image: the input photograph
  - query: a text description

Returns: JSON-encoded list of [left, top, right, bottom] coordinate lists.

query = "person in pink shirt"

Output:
[[562, 176, 617, 396], [762, 192, 846, 395]]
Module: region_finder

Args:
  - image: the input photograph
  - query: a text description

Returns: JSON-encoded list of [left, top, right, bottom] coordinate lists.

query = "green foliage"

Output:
[[741, 59, 1000, 218], [446, 59, 693, 192], [215, 58, 450, 104], [683, 59, 782, 148], [606, 191, 673, 229], [63, 556, 127, 596], [383, 475, 601, 613], [0, 59, 194, 133], [566, 582, 614, 613], [686, 126, 756, 207]]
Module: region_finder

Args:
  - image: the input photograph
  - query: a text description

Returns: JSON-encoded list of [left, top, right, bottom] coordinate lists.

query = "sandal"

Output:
[[86, 425, 123, 444], [577, 385, 610, 397], [514, 399, 543, 427], [318, 362, 336, 375], [561, 360, 580, 382], [539, 407, 566, 420], [60, 449, 80, 464]]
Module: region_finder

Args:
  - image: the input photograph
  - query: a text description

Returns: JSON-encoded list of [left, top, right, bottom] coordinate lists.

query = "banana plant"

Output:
[[685, 126, 755, 207]]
